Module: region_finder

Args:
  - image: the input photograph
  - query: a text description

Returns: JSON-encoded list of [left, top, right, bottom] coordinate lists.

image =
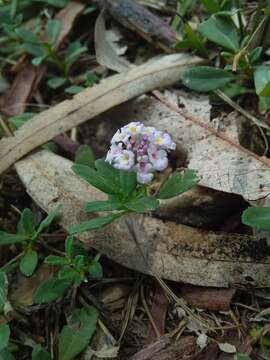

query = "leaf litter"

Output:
[[1, 0, 270, 359]]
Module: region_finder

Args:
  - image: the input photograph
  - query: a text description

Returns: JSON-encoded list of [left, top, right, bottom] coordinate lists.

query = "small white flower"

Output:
[[148, 145, 168, 171], [106, 122, 176, 184], [135, 162, 154, 184], [106, 143, 123, 163], [137, 171, 154, 184], [152, 131, 176, 150], [113, 150, 135, 170], [111, 129, 129, 144], [122, 122, 144, 136]]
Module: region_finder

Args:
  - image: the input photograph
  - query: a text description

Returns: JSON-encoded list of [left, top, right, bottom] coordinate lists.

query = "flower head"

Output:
[[106, 122, 175, 184]]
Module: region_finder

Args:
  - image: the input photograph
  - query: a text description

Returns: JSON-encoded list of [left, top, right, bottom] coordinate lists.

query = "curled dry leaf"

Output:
[[0, 53, 200, 174], [15, 150, 270, 287]]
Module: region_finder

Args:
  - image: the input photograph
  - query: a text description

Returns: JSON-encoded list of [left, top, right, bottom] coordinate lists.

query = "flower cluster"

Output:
[[106, 122, 176, 184]]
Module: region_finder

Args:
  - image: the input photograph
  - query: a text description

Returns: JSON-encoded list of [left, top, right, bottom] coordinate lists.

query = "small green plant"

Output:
[[177, 1, 270, 111], [33, 235, 102, 304], [0, 207, 59, 276], [69, 122, 200, 235]]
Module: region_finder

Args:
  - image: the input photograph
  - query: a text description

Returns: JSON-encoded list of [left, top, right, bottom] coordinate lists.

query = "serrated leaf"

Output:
[[69, 214, 119, 235], [242, 207, 270, 230], [88, 260, 103, 279], [84, 200, 123, 213], [75, 145, 95, 168], [183, 66, 235, 92], [58, 307, 98, 360], [157, 170, 199, 199], [0, 232, 27, 245], [125, 197, 159, 213], [36, 206, 60, 236], [33, 278, 71, 304], [44, 255, 70, 266], [120, 170, 137, 199], [0, 324, 10, 351], [72, 163, 119, 195], [19, 249, 38, 276], [198, 15, 239, 52], [254, 66, 270, 96], [32, 344, 51, 360], [0, 272, 8, 313]]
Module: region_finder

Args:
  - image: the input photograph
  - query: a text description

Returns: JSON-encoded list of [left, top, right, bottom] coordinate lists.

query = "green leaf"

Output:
[[44, 0, 69, 7], [0, 348, 14, 360], [85, 72, 99, 87], [258, 96, 270, 113], [36, 207, 60, 236], [183, 66, 235, 92], [32, 55, 46, 66], [32, 344, 51, 360], [242, 207, 270, 230], [250, 47, 262, 64], [84, 200, 123, 213], [0, 232, 27, 245], [58, 268, 82, 284], [8, 112, 34, 131], [125, 197, 159, 213], [33, 278, 71, 304], [46, 19, 61, 45], [64, 85, 84, 94], [198, 15, 239, 52], [0, 324, 10, 351], [65, 236, 74, 257], [202, 0, 220, 13], [15, 27, 40, 44], [0, 272, 8, 313], [95, 159, 120, 190], [72, 163, 119, 194], [64, 41, 87, 71], [120, 170, 137, 199], [47, 77, 67, 89], [184, 23, 208, 57], [44, 255, 70, 266], [19, 249, 38, 276], [254, 66, 270, 96], [58, 307, 98, 360], [234, 354, 252, 360], [88, 260, 103, 279], [69, 214, 119, 235], [17, 208, 35, 237], [75, 144, 95, 168], [157, 170, 199, 199]]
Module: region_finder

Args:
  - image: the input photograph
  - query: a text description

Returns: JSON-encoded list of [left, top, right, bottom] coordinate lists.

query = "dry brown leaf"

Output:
[[95, 10, 132, 73], [180, 285, 235, 312], [15, 150, 270, 287], [96, 92, 270, 202], [0, 53, 200, 174]]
